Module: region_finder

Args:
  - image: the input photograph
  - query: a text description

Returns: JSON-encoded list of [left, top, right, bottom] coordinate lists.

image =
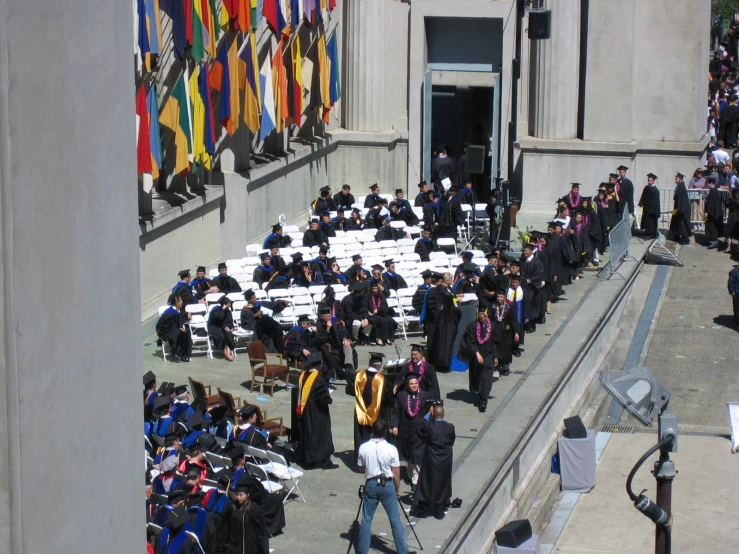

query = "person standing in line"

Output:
[[638, 173, 661, 239], [356, 419, 409, 554], [668, 172, 692, 245], [728, 264, 739, 331]]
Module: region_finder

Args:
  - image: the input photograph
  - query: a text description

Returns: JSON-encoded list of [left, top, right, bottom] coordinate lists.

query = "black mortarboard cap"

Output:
[[404, 372, 422, 382], [462, 263, 477, 272], [226, 445, 245, 460], [143, 371, 156, 387], [431, 271, 444, 280], [243, 289, 255, 300], [167, 488, 187, 504], [320, 185, 330, 194], [217, 262, 227, 270], [351, 254, 362, 261], [383, 259, 395, 266], [647, 173, 658, 179], [178, 269, 190, 278], [291, 253, 304, 262], [676, 172, 685, 179], [410, 343, 424, 353], [509, 257, 521, 266], [154, 396, 171, 412], [158, 381, 174, 396], [297, 315, 312, 324], [259, 252, 270, 260], [617, 165, 628, 171], [272, 224, 283, 233], [319, 246, 329, 254], [570, 182, 581, 188], [173, 385, 188, 396], [326, 257, 336, 265], [581, 196, 592, 203], [609, 173, 618, 179], [461, 251, 473, 259], [370, 183, 379, 191], [418, 181, 427, 188], [318, 306, 331, 316], [209, 405, 228, 422], [167, 506, 188, 530], [239, 404, 258, 418], [510, 273, 522, 281], [187, 412, 204, 429], [307, 351, 323, 366], [371, 264, 383, 271], [190, 397, 206, 413], [487, 251, 497, 259], [368, 352, 386, 366], [496, 289, 507, 295], [352, 208, 361, 214], [350, 282, 364, 292], [215, 468, 235, 487], [421, 269, 433, 278]]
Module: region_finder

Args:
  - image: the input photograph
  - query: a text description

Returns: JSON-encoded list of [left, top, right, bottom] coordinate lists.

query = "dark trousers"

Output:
[[168, 331, 192, 357], [476, 362, 496, 405], [640, 214, 659, 239], [733, 294, 739, 326]]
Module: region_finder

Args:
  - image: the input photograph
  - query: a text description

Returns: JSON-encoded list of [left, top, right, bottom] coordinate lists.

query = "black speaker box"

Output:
[[466, 145, 485, 174], [495, 519, 533, 548], [563, 415, 588, 439], [529, 10, 551, 40]]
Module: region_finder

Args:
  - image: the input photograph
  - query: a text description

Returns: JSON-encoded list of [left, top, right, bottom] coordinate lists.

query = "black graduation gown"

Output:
[[227, 501, 269, 554], [411, 285, 429, 313], [390, 390, 429, 463], [458, 189, 477, 206], [295, 370, 334, 464], [438, 195, 464, 238], [204, 491, 234, 554], [248, 482, 286, 537], [638, 185, 661, 238], [241, 309, 284, 354], [345, 370, 393, 463], [382, 272, 408, 291], [414, 238, 434, 261], [155, 528, 204, 554], [283, 327, 313, 364], [414, 192, 428, 207], [341, 293, 369, 325], [263, 233, 291, 250], [491, 302, 521, 366], [414, 419, 455, 506], [619, 177, 635, 215], [423, 203, 439, 231], [364, 193, 382, 209], [156, 308, 192, 356], [669, 182, 692, 241], [725, 194, 739, 240], [431, 156, 456, 185], [252, 265, 276, 288], [367, 294, 397, 341], [545, 237, 565, 299], [303, 229, 328, 248], [334, 192, 355, 210], [427, 303, 461, 372], [456, 153, 469, 185], [536, 249, 552, 309], [705, 186, 725, 241], [212, 275, 242, 294], [459, 320, 498, 383], [396, 361, 441, 400], [345, 217, 364, 231], [520, 256, 544, 321], [170, 282, 199, 306], [592, 206, 609, 254], [208, 307, 235, 350], [477, 268, 508, 309]]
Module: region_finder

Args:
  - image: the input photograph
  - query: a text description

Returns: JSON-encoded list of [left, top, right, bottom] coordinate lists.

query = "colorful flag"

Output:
[[263, 0, 287, 36], [287, 36, 304, 127], [188, 65, 208, 169], [251, 0, 260, 28], [136, 84, 153, 174], [160, 71, 193, 174], [259, 52, 276, 141], [237, 0, 251, 32], [201, 64, 216, 156], [272, 41, 289, 132], [326, 32, 340, 106], [239, 32, 262, 134], [145, 0, 163, 59], [192, 0, 217, 61], [317, 33, 331, 122], [210, 40, 240, 135], [136, 0, 150, 72], [303, 0, 316, 26], [147, 85, 163, 180], [161, 0, 188, 61]]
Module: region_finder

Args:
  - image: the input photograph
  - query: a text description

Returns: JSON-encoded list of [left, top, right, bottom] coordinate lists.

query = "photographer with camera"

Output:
[[356, 419, 409, 554], [412, 403, 456, 520]]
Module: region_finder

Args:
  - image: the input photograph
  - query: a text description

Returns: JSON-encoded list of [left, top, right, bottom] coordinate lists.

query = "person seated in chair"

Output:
[[381, 259, 408, 291], [253, 253, 277, 288], [283, 315, 323, 371], [156, 295, 193, 363], [190, 266, 218, 299], [314, 306, 356, 377], [211, 263, 242, 294], [231, 405, 294, 459], [414, 228, 435, 262]]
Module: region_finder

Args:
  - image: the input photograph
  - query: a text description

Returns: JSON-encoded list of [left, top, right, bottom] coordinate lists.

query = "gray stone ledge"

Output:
[[518, 134, 710, 156], [139, 185, 224, 237]]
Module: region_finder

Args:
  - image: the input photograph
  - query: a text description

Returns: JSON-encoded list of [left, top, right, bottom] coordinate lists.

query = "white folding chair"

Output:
[[289, 287, 310, 297], [309, 285, 327, 296], [387, 297, 407, 341], [242, 282, 259, 292], [208, 268, 219, 279], [232, 300, 247, 311], [330, 284, 347, 293], [274, 307, 295, 326], [363, 242, 381, 252], [429, 251, 448, 261], [185, 304, 208, 316], [188, 314, 213, 359], [357, 196, 367, 205], [157, 306, 172, 361], [292, 306, 315, 321], [397, 238, 416, 247], [404, 226, 422, 237], [379, 193, 393, 202], [283, 225, 300, 234], [253, 289, 268, 299], [204, 293, 225, 305], [400, 297, 422, 335], [265, 450, 306, 503], [399, 245, 416, 255], [227, 292, 244, 302], [401, 252, 421, 262], [268, 289, 290, 300], [246, 462, 284, 494], [436, 237, 457, 255], [246, 244, 262, 256], [242, 256, 261, 266], [390, 221, 406, 230]]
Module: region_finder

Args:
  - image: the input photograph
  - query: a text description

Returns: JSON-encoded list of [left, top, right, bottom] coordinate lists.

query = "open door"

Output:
[[490, 73, 501, 191], [422, 69, 432, 184]]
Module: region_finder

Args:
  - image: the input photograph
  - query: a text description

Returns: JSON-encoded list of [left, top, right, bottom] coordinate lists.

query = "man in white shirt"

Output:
[[713, 140, 730, 164], [356, 419, 409, 554]]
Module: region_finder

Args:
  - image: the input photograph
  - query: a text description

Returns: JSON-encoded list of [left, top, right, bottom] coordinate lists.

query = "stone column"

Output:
[[529, 0, 581, 139], [343, 0, 389, 132]]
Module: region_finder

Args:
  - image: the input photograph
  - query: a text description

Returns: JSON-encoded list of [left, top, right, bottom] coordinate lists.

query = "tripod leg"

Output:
[[347, 497, 364, 554], [398, 497, 423, 550]]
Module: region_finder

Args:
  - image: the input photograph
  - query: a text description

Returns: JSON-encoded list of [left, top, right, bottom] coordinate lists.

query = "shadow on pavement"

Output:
[[712, 315, 738, 331]]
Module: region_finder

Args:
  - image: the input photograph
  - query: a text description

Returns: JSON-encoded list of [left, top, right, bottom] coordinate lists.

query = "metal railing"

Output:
[[655, 188, 730, 229], [606, 207, 631, 278]]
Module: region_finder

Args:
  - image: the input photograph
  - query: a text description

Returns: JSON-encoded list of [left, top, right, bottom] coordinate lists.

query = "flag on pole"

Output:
[[161, 0, 189, 61], [259, 52, 276, 141], [303, 0, 316, 26], [188, 65, 211, 169], [287, 36, 304, 127], [263, 0, 287, 36], [317, 33, 331, 123], [251, 0, 260, 28], [145, 0, 163, 59], [210, 40, 240, 135], [239, 32, 262, 134], [136, 0, 150, 72], [160, 71, 193, 174], [200, 63, 216, 156], [136, 84, 153, 175], [272, 41, 289, 133], [147, 85, 163, 180], [326, 32, 340, 106]]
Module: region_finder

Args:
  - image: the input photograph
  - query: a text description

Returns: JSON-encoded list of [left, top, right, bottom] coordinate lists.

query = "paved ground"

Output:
[[143, 254, 608, 553], [543, 433, 737, 554], [538, 236, 739, 553]]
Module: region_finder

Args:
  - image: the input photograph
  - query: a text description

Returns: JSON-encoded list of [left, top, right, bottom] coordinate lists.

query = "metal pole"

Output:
[[502, 0, 525, 246], [654, 451, 674, 554]]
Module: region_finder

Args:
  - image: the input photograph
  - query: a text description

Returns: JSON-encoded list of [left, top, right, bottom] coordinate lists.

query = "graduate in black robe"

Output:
[[295, 353, 336, 468], [394, 343, 441, 400], [202, 470, 235, 554], [212, 263, 242, 294], [414, 228, 435, 261], [169, 270, 200, 307], [190, 266, 216, 299], [228, 480, 269, 554], [283, 315, 320, 369], [593, 191, 612, 255], [413, 406, 456, 519], [419, 275, 447, 339], [431, 148, 456, 186], [414, 181, 430, 207], [333, 185, 355, 210], [156, 297, 193, 361], [617, 165, 636, 219], [411, 271, 434, 313], [427, 292, 461, 373], [705, 178, 725, 248], [669, 173, 692, 244], [520, 244, 544, 331], [156, 506, 205, 554], [638, 174, 661, 239], [367, 282, 398, 345], [244, 476, 286, 537], [345, 354, 393, 464], [459, 308, 499, 412], [572, 211, 595, 268], [458, 181, 477, 206], [546, 223, 573, 300], [252, 254, 277, 288], [208, 297, 236, 361], [488, 291, 522, 375], [381, 260, 408, 291], [390, 373, 429, 488], [536, 236, 553, 316], [303, 220, 329, 248], [438, 187, 464, 239], [262, 224, 292, 249], [364, 184, 382, 208]]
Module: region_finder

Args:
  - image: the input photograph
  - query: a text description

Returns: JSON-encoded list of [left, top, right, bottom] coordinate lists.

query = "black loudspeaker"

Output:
[[529, 10, 551, 40], [563, 415, 588, 439], [466, 145, 485, 174], [495, 519, 533, 548]]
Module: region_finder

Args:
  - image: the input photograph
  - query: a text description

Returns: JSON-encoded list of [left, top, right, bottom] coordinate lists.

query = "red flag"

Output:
[[185, 0, 193, 45], [136, 84, 153, 174]]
